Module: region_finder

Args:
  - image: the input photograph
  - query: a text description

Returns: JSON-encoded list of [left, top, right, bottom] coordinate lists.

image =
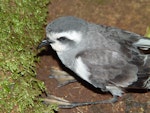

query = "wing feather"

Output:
[[76, 48, 138, 88]]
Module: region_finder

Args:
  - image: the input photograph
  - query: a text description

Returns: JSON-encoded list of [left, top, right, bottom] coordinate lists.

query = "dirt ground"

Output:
[[36, 0, 150, 113]]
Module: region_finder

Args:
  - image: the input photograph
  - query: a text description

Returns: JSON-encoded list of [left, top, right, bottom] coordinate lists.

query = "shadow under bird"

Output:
[[38, 16, 150, 108]]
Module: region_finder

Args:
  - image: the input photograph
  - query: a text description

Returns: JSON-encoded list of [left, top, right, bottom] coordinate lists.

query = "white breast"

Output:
[[74, 57, 91, 82]]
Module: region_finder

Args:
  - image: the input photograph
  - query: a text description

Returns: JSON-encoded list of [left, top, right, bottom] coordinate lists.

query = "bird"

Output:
[[38, 16, 150, 108]]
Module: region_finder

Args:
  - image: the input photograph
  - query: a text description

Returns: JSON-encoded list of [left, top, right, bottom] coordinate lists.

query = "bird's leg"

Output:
[[49, 67, 77, 87], [43, 94, 73, 106], [58, 95, 118, 108], [43, 94, 118, 108]]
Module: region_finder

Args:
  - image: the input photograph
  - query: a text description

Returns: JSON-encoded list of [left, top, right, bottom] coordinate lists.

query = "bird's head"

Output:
[[38, 16, 88, 52]]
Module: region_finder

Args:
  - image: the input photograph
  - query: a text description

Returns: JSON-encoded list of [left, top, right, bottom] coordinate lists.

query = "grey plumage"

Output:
[[38, 16, 150, 105], [46, 16, 88, 33]]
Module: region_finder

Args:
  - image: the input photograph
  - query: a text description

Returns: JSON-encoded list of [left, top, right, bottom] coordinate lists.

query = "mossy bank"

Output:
[[0, 0, 57, 113]]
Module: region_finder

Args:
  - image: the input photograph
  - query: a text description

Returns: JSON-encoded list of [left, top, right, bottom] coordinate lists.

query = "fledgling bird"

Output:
[[38, 16, 150, 108]]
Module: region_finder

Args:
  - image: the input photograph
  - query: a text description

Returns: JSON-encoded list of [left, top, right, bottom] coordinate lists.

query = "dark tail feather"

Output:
[[127, 73, 150, 90], [144, 76, 150, 89]]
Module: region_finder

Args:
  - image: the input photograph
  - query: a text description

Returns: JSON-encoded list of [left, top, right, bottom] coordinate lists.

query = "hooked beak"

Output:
[[37, 39, 54, 49]]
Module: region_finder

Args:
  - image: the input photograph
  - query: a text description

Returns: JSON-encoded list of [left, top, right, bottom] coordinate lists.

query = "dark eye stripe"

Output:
[[57, 37, 68, 41]]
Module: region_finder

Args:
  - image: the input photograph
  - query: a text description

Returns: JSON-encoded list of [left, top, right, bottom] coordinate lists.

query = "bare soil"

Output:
[[36, 0, 150, 113]]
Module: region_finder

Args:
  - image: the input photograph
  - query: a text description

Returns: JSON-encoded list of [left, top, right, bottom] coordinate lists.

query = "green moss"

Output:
[[145, 26, 150, 38], [0, 0, 58, 112]]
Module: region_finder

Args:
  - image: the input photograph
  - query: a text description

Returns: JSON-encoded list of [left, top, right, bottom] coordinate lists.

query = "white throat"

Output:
[[47, 31, 83, 52]]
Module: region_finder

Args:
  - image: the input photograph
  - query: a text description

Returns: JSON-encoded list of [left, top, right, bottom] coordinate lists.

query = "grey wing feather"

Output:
[[81, 24, 150, 89], [96, 25, 150, 67], [76, 48, 138, 89], [75, 24, 150, 90]]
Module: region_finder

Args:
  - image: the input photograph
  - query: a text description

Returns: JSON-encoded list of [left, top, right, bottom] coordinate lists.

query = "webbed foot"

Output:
[[49, 67, 77, 87]]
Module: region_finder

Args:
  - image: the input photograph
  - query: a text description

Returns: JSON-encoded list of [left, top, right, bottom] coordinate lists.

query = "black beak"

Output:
[[37, 39, 54, 49]]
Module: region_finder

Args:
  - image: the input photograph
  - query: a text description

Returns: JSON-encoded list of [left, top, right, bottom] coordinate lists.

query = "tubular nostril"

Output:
[[37, 40, 50, 49]]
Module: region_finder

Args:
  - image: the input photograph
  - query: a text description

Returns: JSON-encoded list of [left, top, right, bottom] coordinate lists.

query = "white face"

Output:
[[47, 31, 82, 52]]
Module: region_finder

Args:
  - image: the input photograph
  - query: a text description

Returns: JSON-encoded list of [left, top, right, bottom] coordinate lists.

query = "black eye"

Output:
[[57, 37, 67, 41]]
